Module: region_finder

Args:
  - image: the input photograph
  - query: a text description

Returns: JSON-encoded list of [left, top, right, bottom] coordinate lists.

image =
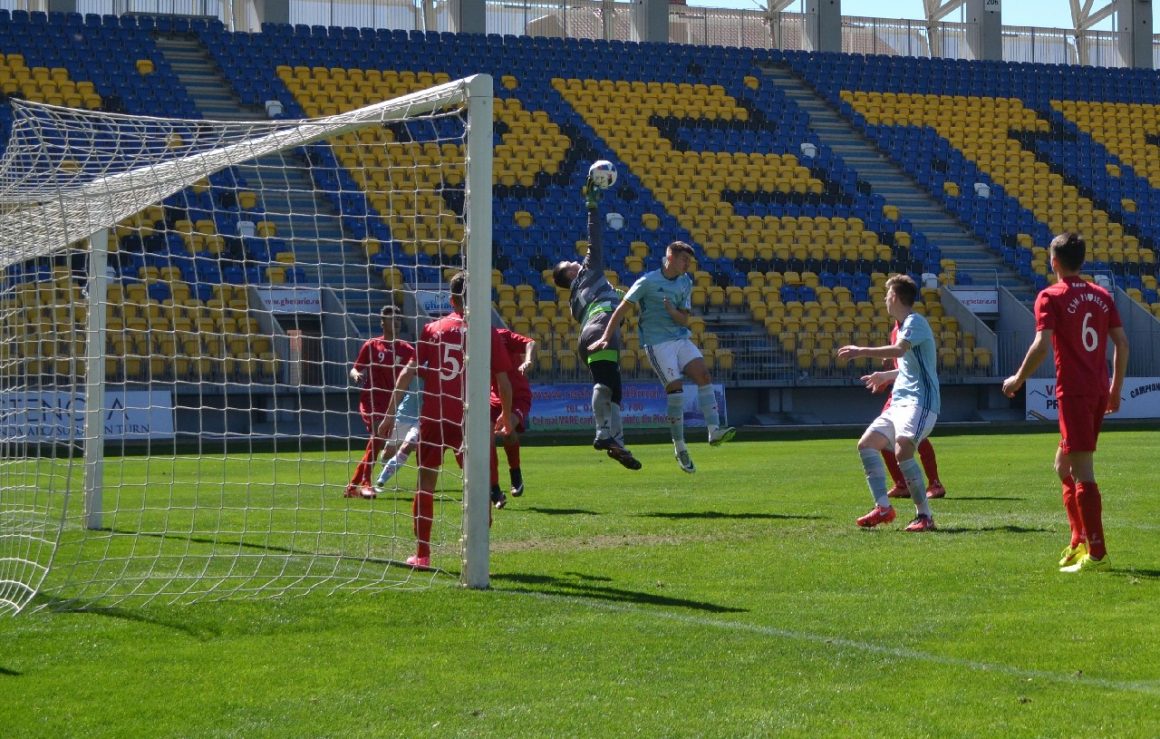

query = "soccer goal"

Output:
[[0, 74, 494, 615]]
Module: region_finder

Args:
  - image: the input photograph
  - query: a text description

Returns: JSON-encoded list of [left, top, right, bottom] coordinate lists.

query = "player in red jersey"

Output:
[[379, 272, 513, 568], [1003, 232, 1129, 573], [346, 305, 415, 500], [876, 322, 947, 500], [488, 328, 536, 509]]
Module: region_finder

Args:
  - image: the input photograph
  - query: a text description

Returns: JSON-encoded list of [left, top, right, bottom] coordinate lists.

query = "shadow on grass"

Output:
[[641, 511, 823, 522], [930, 524, 1049, 535], [1120, 568, 1160, 580], [522, 506, 601, 516], [939, 496, 1025, 502], [494, 572, 747, 614], [0, 666, 21, 676], [50, 528, 426, 586], [30, 593, 218, 638]]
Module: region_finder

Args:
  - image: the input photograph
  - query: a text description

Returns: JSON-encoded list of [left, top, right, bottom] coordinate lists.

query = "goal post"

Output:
[[0, 73, 494, 615]]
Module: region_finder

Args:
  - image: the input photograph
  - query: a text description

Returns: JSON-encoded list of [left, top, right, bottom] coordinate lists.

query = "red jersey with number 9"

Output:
[[416, 312, 513, 423], [1034, 277, 1122, 397]]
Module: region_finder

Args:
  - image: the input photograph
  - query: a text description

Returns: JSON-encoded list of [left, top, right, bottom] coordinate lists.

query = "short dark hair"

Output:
[[449, 270, 466, 306], [884, 274, 918, 306], [667, 241, 695, 259], [551, 261, 573, 289], [1049, 232, 1085, 272], [380, 305, 398, 320]]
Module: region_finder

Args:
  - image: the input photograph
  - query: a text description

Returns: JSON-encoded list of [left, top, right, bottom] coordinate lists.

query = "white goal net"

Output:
[[0, 74, 494, 614]]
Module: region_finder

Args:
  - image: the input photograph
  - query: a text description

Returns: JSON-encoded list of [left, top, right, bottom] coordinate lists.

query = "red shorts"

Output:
[[491, 395, 531, 433], [417, 418, 464, 470], [1057, 394, 1107, 454]]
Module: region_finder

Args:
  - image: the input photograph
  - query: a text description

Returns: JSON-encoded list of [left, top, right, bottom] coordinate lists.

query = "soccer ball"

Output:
[[588, 160, 617, 189]]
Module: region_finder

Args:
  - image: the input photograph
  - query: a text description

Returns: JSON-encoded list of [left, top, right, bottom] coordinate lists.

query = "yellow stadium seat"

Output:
[[707, 286, 726, 309]]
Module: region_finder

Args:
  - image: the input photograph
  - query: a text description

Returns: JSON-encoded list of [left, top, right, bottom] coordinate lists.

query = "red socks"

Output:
[[489, 443, 499, 487], [351, 436, 385, 488], [917, 438, 939, 483], [413, 489, 434, 558], [1061, 477, 1084, 549], [503, 437, 521, 470], [1075, 481, 1106, 559]]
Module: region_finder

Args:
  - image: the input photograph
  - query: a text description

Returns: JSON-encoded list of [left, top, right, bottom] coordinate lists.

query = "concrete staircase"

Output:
[[153, 34, 263, 121], [153, 33, 388, 336], [759, 62, 1035, 303]]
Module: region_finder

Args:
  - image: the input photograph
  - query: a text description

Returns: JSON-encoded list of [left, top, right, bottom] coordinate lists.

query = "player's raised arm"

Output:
[[584, 175, 606, 273]]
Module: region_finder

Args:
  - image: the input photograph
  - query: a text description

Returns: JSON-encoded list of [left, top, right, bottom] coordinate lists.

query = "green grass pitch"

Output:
[[2, 429, 1158, 736]]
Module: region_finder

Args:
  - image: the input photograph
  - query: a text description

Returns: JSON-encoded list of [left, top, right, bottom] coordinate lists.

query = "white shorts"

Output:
[[645, 338, 704, 387], [867, 403, 937, 448], [388, 421, 420, 447]]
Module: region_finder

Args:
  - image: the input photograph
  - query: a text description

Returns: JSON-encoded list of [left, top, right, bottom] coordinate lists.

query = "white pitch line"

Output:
[[512, 590, 1160, 696]]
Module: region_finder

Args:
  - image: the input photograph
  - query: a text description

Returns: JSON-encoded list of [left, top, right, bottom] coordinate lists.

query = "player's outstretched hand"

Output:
[[1001, 375, 1022, 398], [835, 344, 861, 360], [1106, 388, 1122, 414], [494, 413, 513, 437], [861, 371, 891, 394], [587, 337, 609, 352], [582, 175, 601, 209]]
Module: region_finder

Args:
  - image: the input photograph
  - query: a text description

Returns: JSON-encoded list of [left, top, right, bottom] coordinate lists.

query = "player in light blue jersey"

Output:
[[837, 274, 940, 532], [589, 240, 735, 474], [373, 377, 421, 492]]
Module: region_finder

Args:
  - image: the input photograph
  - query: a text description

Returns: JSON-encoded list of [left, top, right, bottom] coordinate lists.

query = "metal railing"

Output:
[[3, 0, 1152, 69]]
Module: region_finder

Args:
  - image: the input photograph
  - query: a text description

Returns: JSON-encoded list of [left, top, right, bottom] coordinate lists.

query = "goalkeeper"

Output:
[[550, 176, 642, 471]]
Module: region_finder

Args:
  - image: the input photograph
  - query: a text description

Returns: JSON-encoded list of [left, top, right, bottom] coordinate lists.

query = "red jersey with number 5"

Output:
[[416, 312, 513, 423], [1034, 277, 1122, 397]]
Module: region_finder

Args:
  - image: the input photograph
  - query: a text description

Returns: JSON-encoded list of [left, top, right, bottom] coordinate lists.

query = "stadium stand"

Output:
[[3, 12, 1159, 388]]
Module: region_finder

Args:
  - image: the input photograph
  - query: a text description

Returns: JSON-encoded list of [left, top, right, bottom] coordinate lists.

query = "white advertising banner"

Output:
[[951, 288, 999, 314], [0, 390, 175, 441], [255, 287, 322, 314], [1024, 378, 1160, 420], [416, 287, 452, 316]]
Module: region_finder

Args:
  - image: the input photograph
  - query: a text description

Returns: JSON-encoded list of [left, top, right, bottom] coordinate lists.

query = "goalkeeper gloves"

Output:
[[582, 175, 602, 210]]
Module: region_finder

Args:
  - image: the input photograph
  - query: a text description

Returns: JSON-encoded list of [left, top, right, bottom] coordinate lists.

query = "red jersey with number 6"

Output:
[[416, 312, 513, 423], [1034, 276, 1122, 397]]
